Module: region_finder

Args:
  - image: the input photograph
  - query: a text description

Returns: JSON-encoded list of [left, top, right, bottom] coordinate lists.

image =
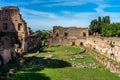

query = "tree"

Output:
[[89, 19, 98, 34], [89, 16, 111, 35], [37, 30, 50, 40], [105, 16, 110, 24], [101, 23, 120, 37], [97, 16, 102, 33]]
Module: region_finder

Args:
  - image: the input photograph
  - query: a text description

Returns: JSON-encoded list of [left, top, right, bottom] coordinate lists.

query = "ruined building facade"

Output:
[[50, 26, 89, 46], [0, 6, 29, 36], [0, 6, 41, 65], [50, 26, 120, 65]]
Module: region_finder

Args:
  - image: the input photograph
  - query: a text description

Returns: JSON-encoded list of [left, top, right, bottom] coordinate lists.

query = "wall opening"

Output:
[[18, 23, 22, 31], [0, 55, 4, 65], [72, 42, 75, 46], [80, 42, 83, 46], [83, 32, 86, 37], [56, 32, 59, 37], [64, 32, 68, 38]]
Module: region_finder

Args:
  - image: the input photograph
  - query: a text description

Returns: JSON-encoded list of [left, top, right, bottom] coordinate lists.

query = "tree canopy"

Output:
[[36, 30, 50, 40], [101, 23, 120, 37], [89, 16, 110, 34]]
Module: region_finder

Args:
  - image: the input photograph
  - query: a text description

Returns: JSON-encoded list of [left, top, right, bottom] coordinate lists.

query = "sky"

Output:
[[0, 0, 120, 31]]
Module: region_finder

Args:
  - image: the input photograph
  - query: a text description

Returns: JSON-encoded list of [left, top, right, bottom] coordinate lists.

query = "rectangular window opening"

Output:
[[18, 23, 22, 30]]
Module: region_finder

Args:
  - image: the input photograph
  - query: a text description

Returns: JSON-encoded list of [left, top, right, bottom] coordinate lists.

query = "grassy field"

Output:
[[6, 46, 120, 80]]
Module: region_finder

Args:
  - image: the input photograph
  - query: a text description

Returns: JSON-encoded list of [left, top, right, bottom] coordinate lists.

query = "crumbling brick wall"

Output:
[[0, 6, 41, 65], [50, 26, 89, 46], [87, 37, 120, 62]]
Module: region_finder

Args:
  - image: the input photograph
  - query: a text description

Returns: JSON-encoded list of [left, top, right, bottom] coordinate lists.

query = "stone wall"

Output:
[[86, 37, 120, 62], [25, 33, 41, 52], [86, 48, 120, 75], [0, 6, 30, 37], [0, 6, 34, 52], [0, 6, 41, 65], [50, 26, 120, 63], [0, 36, 16, 65], [49, 26, 120, 75], [50, 26, 89, 46], [0, 33, 41, 65]]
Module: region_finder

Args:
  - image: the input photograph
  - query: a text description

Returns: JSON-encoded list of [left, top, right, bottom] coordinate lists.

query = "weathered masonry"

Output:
[[49, 26, 120, 64], [49, 26, 89, 46], [86, 37, 120, 62], [0, 6, 41, 65]]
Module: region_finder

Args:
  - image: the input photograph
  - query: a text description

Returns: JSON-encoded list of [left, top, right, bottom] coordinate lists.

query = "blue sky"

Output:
[[0, 0, 120, 31]]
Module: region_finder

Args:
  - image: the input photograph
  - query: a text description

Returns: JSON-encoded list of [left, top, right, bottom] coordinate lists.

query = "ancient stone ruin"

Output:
[[49, 26, 89, 46], [48, 26, 120, 75], [0, 6, 41, 65], [1, 5, 120, 78]]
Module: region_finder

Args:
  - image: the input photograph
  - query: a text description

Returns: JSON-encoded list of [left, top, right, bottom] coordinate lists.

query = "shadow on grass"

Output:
[[42, 50, 55, 53], [27, 47, 42, 53], [24, 56, 71, 69], [0, 58, 21, 74], [8, 73, 50, 80], [7, 56, 71, 80], [26, 46, 55, 54]]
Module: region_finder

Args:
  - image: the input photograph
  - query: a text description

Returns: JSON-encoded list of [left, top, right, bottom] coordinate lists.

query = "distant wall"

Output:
[[50, 26, 89, 46]]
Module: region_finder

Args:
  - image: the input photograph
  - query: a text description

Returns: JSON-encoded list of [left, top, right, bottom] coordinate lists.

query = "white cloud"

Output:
[[21, 9, 120, 31], [43, 0, 103, 7], [0, 0, 120, 31], [20, 8, 98, 31], [20, 8, 58, 19]]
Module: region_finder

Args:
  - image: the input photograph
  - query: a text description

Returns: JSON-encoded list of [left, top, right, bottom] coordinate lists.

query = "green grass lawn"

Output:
[[7, 46, 120, 80]]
